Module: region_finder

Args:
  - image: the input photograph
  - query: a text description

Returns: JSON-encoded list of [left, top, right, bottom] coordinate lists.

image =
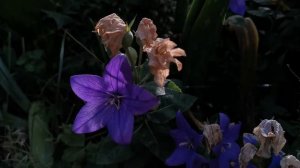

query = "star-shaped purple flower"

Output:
[[229, 0, 246, 16], [213, 113, 241, 168], [70, 54, 159, 144], [165, 112, 208, 168]]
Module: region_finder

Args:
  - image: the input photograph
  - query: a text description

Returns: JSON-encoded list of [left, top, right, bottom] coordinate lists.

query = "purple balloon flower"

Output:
[[229, 0, 246, 16], [213, 113, 241, 168], [165, 112, 208, 168], [70, 54, 159, 144]]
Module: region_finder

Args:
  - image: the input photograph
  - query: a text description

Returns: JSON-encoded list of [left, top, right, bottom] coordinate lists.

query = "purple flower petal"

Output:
[[123, 84, 159, 115], [103, 54, 132, 93], [107, 104, 134, 144], [176, 112, 203, 147], [224, 123, 241, 142], [186, 153, 209, 168], [70, 75, 108, 102], [220, 113, 230, 131], [218, 142, 240, 168], [165, 147, 191, 166], [229, 0, 246, 16], [72, 101, 114, 133]]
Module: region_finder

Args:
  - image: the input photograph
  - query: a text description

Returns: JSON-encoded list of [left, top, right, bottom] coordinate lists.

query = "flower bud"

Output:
[[239, 143, 257, 168], [122, 30, 134, 48], [203, 123, 222, 150]]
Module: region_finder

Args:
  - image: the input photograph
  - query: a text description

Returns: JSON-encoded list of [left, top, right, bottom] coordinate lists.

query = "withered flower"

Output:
[[95, 13, 127, 56], [280, 155, 300, 168], [135, 18, 158, 52], [203, 123, 222, 150], [147, 38, 186, 87], [253, 119, 286, 158], [239, 143, 257, 168]]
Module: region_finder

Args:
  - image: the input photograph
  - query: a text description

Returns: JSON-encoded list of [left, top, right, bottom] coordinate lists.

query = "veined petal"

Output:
[[165, 147, 191, 166], [70, 75, 108, 102], [107, 104, 134, 144], [103, 54, 132, 93], [123, 84, 159, 115], [72, 101, 114, 133]]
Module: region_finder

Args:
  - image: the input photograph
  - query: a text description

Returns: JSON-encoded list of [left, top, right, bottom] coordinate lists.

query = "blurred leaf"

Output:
[[58, 124, 85, 147], [86, 137, 134, 165], [0, 58, 31, 112], [62, 147, 85, 163], [42, 10, 75, 29], [29, 101, 54, 168], [0, 110, 27, 128], [184, 0, 229, 84], [174, 0, 189, 32], [182, 0, 205, 40], [17, 49, 46, 73], [166, 80, 182, 93]]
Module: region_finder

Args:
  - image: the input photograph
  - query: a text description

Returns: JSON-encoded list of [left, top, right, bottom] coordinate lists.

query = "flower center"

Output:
[[107, 94, 123, 110]]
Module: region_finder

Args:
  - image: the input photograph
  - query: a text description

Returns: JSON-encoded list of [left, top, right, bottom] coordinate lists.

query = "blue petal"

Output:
[[220, 113, 230, 132], [243, 133, 259, 145], [229, 0, 246, 16], [107, 103, 134, 144], [218, 142, 240, 168], [72, 101, 114, 133], [70, 75, 109, 102], [170, 129, 189, 146], [103, 54, 132, 93], [224, 123, 241, 142], [176, 112, 203, 147], [123, 83, 159, 115], [186, 152, 209, 168], [165, 147, 191, 166], [268, 154, 282, 168]]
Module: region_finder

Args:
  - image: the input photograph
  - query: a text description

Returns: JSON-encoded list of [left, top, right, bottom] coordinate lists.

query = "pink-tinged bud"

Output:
[[203, 123, 222, 150], [135, 18, 158, 52], [147, 38, 186, 87], [280, 155, 300, 168], [95, 13, 127, 57], [253, 119, 286, 158], [239, 143, 257, 168]]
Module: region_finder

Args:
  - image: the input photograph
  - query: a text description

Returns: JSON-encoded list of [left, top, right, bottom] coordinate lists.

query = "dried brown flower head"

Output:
[[280, 155, 300, 168], [203, 123, 222, 150], [147, 38, 186, 87], [253, 119, 286, 158], [135, 18, 158, 52], [239, 143, 257, 168], [95, 13, 127, 56]]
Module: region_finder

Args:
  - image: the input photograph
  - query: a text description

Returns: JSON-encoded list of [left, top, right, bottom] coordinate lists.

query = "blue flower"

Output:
[[70, 54, 159, 144], [213, 113, 241, 168], [165, 112, 208, 168], [229, 0, 246, 16]]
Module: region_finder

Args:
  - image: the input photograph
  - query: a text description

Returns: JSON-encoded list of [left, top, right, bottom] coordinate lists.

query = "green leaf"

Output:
[[62, 147, 85, 163], [166, 80, 182, 93], [144, 82, 197, 123], [29, 101, 54, 168], [58, 124, 85, 147], [86, 137, 134, 165], [0, 58, 31, 112]]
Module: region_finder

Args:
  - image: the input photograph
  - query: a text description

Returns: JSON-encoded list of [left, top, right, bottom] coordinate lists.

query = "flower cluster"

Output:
[[70, 13, 300, 168]]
